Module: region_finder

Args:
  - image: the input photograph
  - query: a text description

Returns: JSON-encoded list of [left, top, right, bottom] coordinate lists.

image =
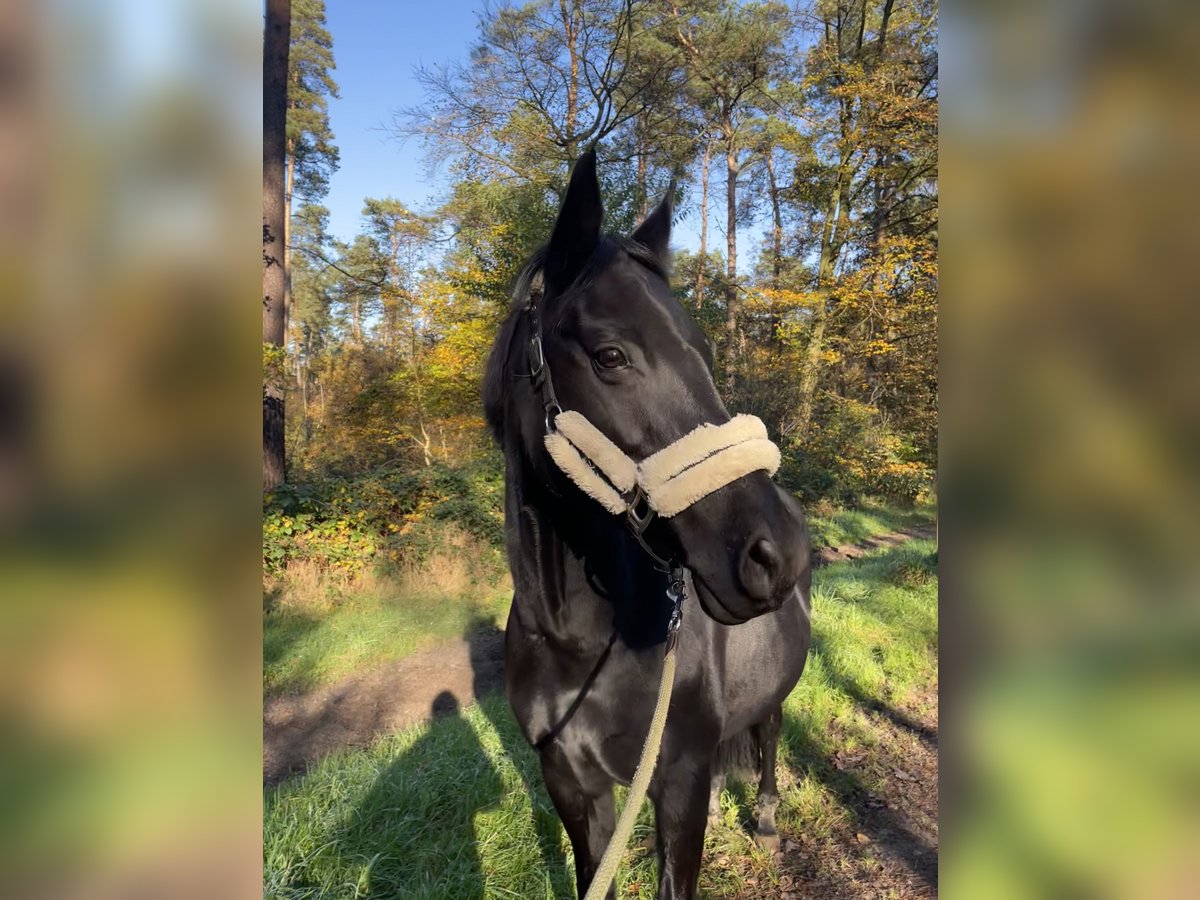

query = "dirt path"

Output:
[[813, 522, 936, 565], [263, 524, 936, 786], [263, 628, 505, 786]]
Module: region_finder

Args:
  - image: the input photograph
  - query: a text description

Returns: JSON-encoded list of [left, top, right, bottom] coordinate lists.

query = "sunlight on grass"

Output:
[[806, 498, 936, 549], [264, 578, 512, 697], [263, 539, 938, 898]]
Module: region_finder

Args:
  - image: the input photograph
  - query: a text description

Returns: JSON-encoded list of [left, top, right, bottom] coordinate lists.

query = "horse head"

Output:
[[486, 150, 809, 625]]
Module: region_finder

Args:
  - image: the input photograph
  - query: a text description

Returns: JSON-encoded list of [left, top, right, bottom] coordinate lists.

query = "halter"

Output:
[[524, 276, 782, 572]]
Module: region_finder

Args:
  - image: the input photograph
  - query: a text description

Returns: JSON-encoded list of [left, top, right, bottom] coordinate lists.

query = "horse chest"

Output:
[[508, 636, 675, 778]]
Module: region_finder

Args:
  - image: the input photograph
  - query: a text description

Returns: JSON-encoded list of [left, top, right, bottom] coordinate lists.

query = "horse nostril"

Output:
[[749, 538, 780, 574], [740, 536, 783, 602]]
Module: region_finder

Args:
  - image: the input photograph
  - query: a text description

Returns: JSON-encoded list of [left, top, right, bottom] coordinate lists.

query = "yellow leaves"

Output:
[[753, 287, 824, 311]]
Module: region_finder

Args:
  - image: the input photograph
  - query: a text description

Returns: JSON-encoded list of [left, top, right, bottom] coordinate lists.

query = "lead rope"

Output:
[[583, 570, 686, 900]]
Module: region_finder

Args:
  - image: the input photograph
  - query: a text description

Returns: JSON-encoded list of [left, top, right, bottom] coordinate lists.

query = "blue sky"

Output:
[[322, 0, 482, 243], [321, 0, 753, 259]]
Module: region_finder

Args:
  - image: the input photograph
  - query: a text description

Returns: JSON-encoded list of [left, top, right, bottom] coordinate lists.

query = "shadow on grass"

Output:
[[811, 633, 939, 751], [325, 691, 504, 899], [262, 605, 324, 696], [468, 617, 575, 899], [780, 710, 938, 894], [774, 543, 940, 894]]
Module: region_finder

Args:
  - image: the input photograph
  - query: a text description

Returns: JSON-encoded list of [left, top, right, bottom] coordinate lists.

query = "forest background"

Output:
[[262, 0, 938, 585]]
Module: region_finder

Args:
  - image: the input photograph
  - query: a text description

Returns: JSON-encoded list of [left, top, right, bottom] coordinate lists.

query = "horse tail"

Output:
[[714, 728, 761, 779]]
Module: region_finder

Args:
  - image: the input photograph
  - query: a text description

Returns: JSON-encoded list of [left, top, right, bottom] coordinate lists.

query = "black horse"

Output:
[[483, 150, 812, 900]]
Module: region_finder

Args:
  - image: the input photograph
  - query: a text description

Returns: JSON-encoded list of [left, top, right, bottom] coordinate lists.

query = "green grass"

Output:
[[263, 539, 938, 898], [805, 497, 937, 550], [264, 579, 512, 697], [264, 500, 931, 700]]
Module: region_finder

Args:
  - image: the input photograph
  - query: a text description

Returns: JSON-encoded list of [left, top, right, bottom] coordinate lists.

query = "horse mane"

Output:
[[482, 235, 669, 444]]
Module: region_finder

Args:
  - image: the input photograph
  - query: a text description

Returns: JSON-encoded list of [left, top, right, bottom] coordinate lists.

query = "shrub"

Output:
[[783, 394, 933, 506], [263, 454, 507, 578]]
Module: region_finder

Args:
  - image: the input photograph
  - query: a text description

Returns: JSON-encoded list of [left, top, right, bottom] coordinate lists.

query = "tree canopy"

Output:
[[272, 0, 937, 507]]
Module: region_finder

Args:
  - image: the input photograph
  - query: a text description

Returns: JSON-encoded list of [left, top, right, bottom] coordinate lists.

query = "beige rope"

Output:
[[583, 645, 678, 900]]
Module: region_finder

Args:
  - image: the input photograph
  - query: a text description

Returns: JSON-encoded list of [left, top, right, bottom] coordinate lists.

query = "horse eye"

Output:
[[593, 347, 628, 369]]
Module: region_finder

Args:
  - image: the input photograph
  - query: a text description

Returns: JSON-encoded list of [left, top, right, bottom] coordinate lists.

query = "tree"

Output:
[[285, 0, 340, 369], [669, 0, 789, 393], [287, 203, 336, 423], [264, 0, 291, 490], [360, 198, 440, 464], [397, 0, 681, 198], [271, 0, 938, 507], [287, 0, 341, 205], [725, 0, 935, 502]]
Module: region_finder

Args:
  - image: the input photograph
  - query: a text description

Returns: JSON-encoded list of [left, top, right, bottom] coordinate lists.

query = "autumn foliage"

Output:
[[267, 0, 937, 571]]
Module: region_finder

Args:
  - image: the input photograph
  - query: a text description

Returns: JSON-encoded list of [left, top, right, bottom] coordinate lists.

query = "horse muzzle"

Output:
[[671, 475, 809, 624]]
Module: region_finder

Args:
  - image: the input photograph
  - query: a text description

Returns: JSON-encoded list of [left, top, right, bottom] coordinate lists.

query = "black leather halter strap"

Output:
[[525, 285, 563, 435], [533, 629, 618, 751]]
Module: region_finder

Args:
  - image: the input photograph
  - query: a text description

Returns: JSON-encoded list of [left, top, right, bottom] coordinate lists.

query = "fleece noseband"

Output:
[[545, 411, 780, 518], [524, 276, 781, 568]]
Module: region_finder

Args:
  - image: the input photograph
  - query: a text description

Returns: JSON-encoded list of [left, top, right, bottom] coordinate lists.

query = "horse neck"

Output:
[[504, 452, 672, 651]]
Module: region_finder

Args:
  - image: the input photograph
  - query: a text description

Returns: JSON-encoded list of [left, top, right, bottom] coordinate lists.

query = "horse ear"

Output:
[[545, 149, 603, 296], [631, 179, 676, 263]]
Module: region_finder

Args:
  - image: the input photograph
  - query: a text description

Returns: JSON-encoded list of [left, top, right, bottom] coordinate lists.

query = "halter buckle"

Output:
[[528, 333, 545, 379]]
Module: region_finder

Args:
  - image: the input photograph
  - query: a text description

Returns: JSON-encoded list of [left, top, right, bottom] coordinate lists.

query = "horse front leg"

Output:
[[650, 758, 711, 900], [539, 747, 616, 900]]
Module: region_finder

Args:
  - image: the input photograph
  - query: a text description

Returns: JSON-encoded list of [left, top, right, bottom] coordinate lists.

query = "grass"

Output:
[[805, 497, 937, 550], [263, 581, 512, 697], [264, 500, 932, 700], [263, 538, 938, 899], [264, 525, 512, 697]]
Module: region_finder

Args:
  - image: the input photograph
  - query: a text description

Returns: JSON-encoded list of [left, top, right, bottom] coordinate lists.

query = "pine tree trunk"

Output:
[[766, 147, 784, 341], [559, 0, 578, 157], [723, 126, 739, 396], [263, 0, 290, 490], [766, 149, 783, 287], [284, 143, 294, 347], [696, 137, 711, 308], [636, 114, 648, 219]]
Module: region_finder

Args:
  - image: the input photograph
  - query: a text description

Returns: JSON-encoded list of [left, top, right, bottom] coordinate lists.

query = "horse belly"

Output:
[[719, 592, 810, 737]]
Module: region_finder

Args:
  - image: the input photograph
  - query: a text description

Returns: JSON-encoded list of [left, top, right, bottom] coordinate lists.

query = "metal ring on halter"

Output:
[[544, 400, 563, 434]]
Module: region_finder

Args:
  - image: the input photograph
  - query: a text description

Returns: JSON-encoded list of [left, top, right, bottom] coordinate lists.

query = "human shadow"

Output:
[[327, 691, 505, 898], [467, 616, 575, 898]]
